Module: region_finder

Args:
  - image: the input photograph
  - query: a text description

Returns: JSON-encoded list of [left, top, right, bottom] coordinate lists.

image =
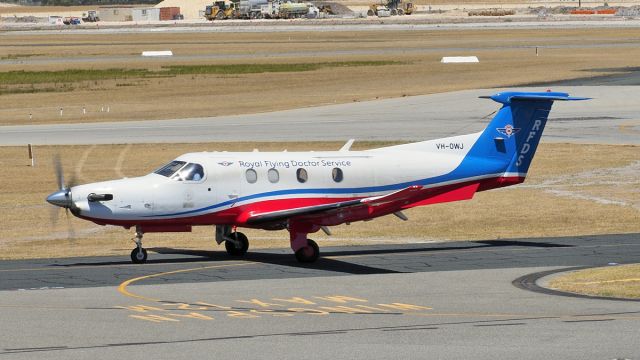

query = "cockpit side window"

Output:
[[174, 163, 205, 182], [154, 161, 186, 177]]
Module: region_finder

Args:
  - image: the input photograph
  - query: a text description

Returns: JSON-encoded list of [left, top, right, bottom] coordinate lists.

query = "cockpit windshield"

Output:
[[173, 163, 205, 181], [153, 161, 205, 181], [154, 161, 186, 177]]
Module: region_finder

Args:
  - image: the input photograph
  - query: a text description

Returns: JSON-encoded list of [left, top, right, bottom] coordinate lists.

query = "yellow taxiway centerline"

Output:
[[117, 261, 258, 302]]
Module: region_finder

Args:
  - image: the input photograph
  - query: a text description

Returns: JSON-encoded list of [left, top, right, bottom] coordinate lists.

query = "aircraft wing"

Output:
[[244, 185, 423, 226]]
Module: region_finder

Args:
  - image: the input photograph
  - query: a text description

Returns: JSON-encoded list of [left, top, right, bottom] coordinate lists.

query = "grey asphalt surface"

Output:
[[2, 85, 639, 146], [1, 234, 639, 359]]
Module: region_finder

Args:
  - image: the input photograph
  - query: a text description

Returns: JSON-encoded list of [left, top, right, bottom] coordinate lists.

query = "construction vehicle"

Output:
[[278, 1, 309, 18], [319, 4, 335, 15], [259, 1, 310, 19], [82, 10, 99, 22], [367, 4, 391, 17], [205, 1, 240, 20], [368, 0, 414, 16], [238, 0, 268, 18]]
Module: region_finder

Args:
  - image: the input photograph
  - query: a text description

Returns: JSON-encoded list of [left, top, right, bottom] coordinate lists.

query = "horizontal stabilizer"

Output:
[[480, 92, 590, 105]]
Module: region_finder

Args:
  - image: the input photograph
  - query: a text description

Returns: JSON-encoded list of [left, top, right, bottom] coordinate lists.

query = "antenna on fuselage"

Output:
[[339, 139, 355, 152]]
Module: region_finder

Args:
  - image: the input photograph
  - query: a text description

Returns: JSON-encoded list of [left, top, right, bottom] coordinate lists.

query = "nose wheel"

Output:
[[130, 247, 148, 264], [224, 232, 249, 256], [130, 228, 147, 264]]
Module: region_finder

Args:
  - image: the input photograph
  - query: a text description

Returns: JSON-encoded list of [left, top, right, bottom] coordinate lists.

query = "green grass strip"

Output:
[[0, 61, 402, 85]]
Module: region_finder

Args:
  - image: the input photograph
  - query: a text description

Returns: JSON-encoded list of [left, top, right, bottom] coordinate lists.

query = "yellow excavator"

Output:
[[205, 1, 240, 20], [368, 0, 414, 16]]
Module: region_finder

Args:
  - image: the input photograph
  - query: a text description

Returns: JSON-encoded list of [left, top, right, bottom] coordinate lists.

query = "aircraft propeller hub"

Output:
[[46, 189, 72, 208]]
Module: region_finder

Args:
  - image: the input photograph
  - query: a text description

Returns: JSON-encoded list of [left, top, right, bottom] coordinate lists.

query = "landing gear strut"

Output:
[[216, 225, 249, 257], [130, 227, 147, 264]]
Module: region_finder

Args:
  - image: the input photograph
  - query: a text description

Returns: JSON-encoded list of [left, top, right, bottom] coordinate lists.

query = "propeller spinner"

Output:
[[47, 155, 77, 212]]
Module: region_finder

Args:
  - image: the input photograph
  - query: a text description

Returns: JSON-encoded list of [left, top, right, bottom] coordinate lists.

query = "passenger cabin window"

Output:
[[246, 169, 257, 184], [332, 167, 343, 182], [268, 168, 279, 183], [296, 168, 308, 183], [154, 161, 186, 177]]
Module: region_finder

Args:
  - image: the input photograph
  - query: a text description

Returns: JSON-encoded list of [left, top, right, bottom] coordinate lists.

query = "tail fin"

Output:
[[470, 91, 588, 176]]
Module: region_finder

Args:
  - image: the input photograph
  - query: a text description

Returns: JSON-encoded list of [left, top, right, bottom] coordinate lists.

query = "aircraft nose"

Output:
[[46, 189, 71, 208]]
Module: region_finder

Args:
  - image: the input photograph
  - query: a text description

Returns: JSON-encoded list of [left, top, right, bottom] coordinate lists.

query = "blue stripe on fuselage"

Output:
[[149, 155, 506, 218]]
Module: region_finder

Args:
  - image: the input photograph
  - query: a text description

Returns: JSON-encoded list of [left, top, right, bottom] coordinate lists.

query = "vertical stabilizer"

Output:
[[468, 91, 588, 177]]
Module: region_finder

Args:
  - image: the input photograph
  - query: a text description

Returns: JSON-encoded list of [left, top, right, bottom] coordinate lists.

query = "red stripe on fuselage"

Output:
[[80, 175, 525, 230]]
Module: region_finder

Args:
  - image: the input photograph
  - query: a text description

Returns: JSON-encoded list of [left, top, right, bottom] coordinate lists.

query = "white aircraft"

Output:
[[47, 91, 586, 264]]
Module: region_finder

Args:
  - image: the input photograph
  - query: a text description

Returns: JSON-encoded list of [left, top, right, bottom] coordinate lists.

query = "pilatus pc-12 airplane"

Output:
[[47, 91, 586, 264]]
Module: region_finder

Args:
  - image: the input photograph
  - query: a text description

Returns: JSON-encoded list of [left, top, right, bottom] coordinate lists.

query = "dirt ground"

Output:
[[0, 141, 637, 260], [1, 28, 640, 125]]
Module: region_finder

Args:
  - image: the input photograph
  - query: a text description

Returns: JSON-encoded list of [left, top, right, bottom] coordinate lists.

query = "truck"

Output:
[[82, 10, 99, 22], [238, 0, 268, 18], [278, 1, 309, 18], [63, 17, 81, 25]]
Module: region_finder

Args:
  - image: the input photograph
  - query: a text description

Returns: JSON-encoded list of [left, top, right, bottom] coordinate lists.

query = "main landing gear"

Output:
[[289, 222, 321, 263], [130, 227, 148, 264], [217, 224, 321, 263], [294, 239, 319, 263]]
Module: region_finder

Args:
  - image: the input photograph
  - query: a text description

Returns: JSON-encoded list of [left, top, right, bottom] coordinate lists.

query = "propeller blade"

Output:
[[68, 173, 78, 189], [53, 154, 65, 191], [65, 210, 76, 244], [49, 204, 61, 226]]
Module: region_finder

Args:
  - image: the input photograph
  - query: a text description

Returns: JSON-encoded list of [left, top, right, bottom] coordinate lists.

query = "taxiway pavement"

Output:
[[1, 86, 639, 146], [1, 233, 639, 359]]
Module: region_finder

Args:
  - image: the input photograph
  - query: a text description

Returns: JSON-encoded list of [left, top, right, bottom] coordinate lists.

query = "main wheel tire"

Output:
[[391, 9, 398, 15], [215, 11, 224, 20], [295, 239, 319, 263], [367, 9, 374, 16], [130, 248, 148, 264], [225, 232, 249, 256]]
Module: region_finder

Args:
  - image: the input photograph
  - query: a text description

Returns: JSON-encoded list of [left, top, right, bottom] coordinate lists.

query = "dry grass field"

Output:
[[1, 28, 640, 125], [549, 264, 640, 299], [0, 141, 637, 260]]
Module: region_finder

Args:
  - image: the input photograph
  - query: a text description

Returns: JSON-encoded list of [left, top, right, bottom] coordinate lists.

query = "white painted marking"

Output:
[[441, 56, 479, 63], [141, 51, 173, 57]]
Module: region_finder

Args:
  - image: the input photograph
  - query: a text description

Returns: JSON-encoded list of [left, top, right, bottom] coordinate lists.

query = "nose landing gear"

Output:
[[216, 225, 249, 257], [130, 227, 147, 264], [224, 231, 249, 256]]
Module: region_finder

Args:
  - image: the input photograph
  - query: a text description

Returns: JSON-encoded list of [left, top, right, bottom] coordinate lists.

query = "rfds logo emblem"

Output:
[[218, 161, 234, 167], [496, 124, 521, 138]]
